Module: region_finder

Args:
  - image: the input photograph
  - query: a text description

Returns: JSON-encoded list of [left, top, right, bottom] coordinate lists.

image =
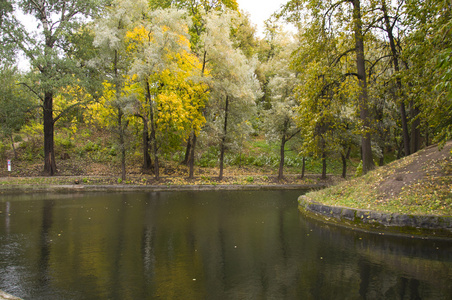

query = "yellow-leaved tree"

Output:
[[125, 8, 209, 179]]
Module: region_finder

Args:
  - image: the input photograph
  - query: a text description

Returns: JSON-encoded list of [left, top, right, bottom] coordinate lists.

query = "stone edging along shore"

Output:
[[0, 183, 322, 194], [298, 195, 452, 239]]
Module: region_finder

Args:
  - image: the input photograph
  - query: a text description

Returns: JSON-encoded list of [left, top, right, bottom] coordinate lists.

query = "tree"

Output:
[[125, 8, 207, 180], [291, 11, 362, 179], [280, 0, 375, 174], [0, 66, 33, 159], [91, 0, 140, 181], [260, 25, 300, 180], [1, 0, 104, 175], [402, 0, 452, 146], [158, 0, 241, 177], [351, 0, 375, 174], [200, 10, 261, 180]]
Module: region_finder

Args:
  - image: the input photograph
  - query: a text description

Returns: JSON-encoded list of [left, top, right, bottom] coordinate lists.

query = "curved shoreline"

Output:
[[2, 183, 451, 239], [298, 195, 452, 240]]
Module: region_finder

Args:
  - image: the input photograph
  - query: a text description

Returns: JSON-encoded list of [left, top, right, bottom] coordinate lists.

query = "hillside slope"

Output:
[[306, 141, 452, 216]]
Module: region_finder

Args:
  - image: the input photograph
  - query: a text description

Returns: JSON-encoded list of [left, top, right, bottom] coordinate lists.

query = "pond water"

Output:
[[0, 190, 451, 300]]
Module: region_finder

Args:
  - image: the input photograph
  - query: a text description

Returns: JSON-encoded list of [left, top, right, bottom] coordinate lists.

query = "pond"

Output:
[[0, 190, 451, 299]]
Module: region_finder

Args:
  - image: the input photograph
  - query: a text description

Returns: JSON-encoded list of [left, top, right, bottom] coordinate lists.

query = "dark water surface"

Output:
[[0, 190, 451, 299]]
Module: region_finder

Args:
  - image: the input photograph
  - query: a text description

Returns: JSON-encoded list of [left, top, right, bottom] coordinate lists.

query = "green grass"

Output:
[[305, 155, 452, 216]]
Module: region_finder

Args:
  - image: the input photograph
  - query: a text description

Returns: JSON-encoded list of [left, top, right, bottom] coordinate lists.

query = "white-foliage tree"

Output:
[[260, 25, 300, 180], [125, 8, 202, 180], [90, 0, 145, 180], [200, 10, 262, 180]]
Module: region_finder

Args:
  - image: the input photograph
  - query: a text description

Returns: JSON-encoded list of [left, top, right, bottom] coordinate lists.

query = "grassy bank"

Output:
[[305, 141, 452, 216]]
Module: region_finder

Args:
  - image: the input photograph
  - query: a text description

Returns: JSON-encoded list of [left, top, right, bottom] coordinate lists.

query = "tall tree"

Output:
[[351, 0, 375, 173], [403, 0, 452, 146], [125, 8, 207, 180], [260, 26, 300, 180], [281, 0, 375, 174], [2, 0, 104, 175], [91, 0, 140, 181], [200, 10, 261, 180]]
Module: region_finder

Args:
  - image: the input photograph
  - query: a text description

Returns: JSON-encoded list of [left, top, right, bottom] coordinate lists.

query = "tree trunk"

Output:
[[189, 132, 197, 179], [410, 103, 420, 154], [382, 0, 410, 156], [143, 120, 152, 170], [341, 153, 347, 178], [43, 91, 56, 176], [118, 109, 126, 182], [321, 151, 327, 180], [143, 82, 154, 170], [300, 157, 306, 179], [149, 102, 159, 180], [400, 101, 410, 156], [352, 0, 374, 174], [278, 134, 286, 181], [146, 81, 159, 180], [219, 96, 229, 181], [182, 135, 192, 166]]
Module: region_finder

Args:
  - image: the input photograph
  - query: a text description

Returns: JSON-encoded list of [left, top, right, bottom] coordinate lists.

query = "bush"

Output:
[[0, 141, 6, 160], [55, 136, 75, 150], [198, 147, 218, 167]]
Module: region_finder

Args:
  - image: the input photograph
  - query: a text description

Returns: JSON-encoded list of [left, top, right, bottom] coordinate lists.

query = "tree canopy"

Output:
[[0, 0, 450, 180]]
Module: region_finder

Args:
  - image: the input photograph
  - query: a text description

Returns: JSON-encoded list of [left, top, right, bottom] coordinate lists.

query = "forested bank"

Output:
[[0, 0, 451, 182]]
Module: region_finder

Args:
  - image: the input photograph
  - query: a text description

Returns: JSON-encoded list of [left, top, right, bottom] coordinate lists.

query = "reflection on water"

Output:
[[0, 190, 451, 299]]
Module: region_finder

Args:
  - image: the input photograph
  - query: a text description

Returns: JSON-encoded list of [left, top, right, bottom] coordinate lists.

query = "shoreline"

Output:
[[0, 182, 321, 194], [298, 195, 452, 240], [2, 179, 451, 240]]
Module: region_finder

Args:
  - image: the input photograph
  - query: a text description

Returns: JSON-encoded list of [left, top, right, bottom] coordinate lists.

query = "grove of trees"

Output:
[[0, 0, 450, 180]]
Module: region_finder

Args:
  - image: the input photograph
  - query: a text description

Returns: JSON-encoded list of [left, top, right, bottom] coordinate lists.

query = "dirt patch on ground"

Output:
[[378, 140, 452, 198]]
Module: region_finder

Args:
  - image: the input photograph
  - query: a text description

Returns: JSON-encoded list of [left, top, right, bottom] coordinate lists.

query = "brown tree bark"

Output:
[[219, 96, 230, 181], [382, 0, 411, 156], [118, 108, 126, 182], [410, 103, 420, 154], [43, 91, 56, 176], [352, 0, 375, 174], [278, 133, 286, 181], [300, 157, 306, 179], [188, 133, 197, 179], [321, 150, 327, 180]]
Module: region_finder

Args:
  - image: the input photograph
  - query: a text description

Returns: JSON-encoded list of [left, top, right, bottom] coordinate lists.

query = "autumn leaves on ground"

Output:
[[0, 129, 344, 187]]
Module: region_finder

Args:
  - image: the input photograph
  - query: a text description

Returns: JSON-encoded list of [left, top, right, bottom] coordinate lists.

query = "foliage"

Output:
[[0, 0, 451, 198], [402, 0, 452, 146], [0, 66, 33, 140]]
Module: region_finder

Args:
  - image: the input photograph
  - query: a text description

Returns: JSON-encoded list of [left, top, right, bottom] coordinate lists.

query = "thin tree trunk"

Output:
[[219, 96, 229, 181], [352, 0, 374, 174], [410, 103, 420, 154], [321, 151, 327, 180], [118, 109, 126, 181], [278, 134, 286, 181], [341, 153, 347, 178], [149, 103, 159, 180], [43, 91, 56, 176], [142, 120, 152, 170], [300, 157, 306, 179], [183, 135, 192, 166], [114, 49, 126, 181], [189, 132, 196, 179], [382, 0, 410, 156], [145, 81, 159, 180]]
